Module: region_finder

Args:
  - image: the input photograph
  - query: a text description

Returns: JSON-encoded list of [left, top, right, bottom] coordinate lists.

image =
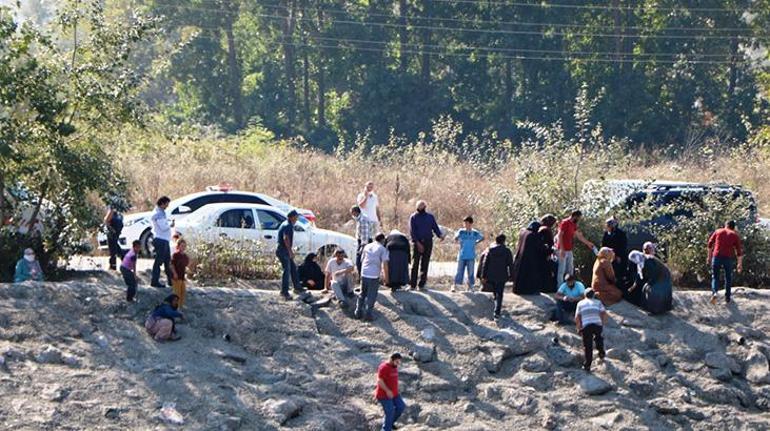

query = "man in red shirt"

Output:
[[374, 352, 405, 431], [708, 220, 744, 304], [556, 210, 595, 290]]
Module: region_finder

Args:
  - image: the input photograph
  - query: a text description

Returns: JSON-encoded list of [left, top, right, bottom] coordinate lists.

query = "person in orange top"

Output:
[[591, 247, 623, 306], [171, 239, 190, 309], [708, 220, 744, 305]]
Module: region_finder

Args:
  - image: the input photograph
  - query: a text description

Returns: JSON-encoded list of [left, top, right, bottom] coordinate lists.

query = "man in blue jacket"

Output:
[[409, 200, 444, 290]]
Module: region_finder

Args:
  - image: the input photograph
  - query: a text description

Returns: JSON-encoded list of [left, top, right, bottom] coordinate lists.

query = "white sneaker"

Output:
[[450, 285, 457, 292]]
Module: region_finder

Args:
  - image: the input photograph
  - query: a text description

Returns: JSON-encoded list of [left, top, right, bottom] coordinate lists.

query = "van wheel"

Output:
[[140, 229, 154, 257]]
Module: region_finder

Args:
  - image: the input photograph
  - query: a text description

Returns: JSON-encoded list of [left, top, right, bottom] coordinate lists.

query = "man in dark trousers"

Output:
[[575, 288, 608, 373], [276, 210, 302, 300], [708, 220, 744, 305], [374, 352, 406, 431], [103, 204, 125, 271], [408, 200, 444, 290], [480, 234, 514, 319]]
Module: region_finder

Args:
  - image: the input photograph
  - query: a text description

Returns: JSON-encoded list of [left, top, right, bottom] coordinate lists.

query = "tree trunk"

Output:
[[420, 0, 431, 83], [503, 57, 513, 133], [398, 0, 408, 74], [282, 0, 298, 130], [301, 34, 311, 130], [315, 8, 326, 128], [224, 3, 243, 129]]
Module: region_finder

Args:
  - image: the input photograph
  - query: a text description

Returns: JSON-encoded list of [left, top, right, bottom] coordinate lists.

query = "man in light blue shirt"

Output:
[[553, 274, 586, 324], [453, 216, 484, 292]]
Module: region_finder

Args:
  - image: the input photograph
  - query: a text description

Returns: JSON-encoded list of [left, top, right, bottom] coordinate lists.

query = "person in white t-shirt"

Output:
[[357, 181, 382, 228], [325, 249, 356, 308], [355, 233, 389, 322], [575, 289, 608, 373]]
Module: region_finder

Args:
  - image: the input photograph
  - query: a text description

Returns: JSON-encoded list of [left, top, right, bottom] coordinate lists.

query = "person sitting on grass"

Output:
[[299, 252, 325, 291], [171, 239, 190, 308], [14, 248, 44, 283], [325, 249, 356, 308], [145, 294, 183, 342], [120, 240, 142, 302], [552, 273, 586, 324]]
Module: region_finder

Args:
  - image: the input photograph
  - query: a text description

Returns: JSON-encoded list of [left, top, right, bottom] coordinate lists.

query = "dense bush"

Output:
[[187, 238, 280, 284]]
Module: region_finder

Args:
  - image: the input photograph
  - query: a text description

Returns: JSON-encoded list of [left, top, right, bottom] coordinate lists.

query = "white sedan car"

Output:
[[173, 203, 357, 259], [97, 187, 316, 255]]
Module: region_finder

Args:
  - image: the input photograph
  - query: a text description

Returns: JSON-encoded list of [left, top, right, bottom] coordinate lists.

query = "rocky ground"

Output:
[[1, 270, 770, 430]]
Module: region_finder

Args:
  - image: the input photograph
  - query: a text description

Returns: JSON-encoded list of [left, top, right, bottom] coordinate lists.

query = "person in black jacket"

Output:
[[385, 230, 411, 290], [480, 234, 515, 319], [298, 253, 325, 290], [601, 217, 629, 292]]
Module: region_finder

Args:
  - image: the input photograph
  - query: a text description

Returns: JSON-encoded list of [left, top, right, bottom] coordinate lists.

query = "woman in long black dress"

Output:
[[385, 229, 411, 290], [537, 215, 558, 293], [512, 221, 544, 295]]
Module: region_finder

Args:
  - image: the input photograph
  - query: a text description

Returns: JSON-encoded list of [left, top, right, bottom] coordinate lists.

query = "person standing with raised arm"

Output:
[[556, 210, 595, 289], [357, 181, 383, 230]]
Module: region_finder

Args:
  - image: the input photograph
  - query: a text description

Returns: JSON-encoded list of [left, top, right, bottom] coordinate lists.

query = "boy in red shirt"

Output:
[[374, 352, 406, 431], [171, 239, 190, 309], [708, 220, 744, 304], [556, 210, 595, 290]]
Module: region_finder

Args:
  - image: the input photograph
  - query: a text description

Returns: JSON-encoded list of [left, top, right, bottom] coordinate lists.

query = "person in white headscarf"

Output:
[[628, 247, 673, 314]]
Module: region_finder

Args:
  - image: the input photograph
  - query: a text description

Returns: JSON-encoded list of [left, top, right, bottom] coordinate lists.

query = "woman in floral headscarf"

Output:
[[592, 247, 623, 306]]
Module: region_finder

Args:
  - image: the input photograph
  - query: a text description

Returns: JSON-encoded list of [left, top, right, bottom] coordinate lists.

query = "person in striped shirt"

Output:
[[351, 205, 376, 275], [575, 288, 608, 373]]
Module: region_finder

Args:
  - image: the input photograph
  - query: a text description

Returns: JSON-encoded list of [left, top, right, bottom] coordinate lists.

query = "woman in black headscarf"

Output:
[[537, 215, 558, 293], [512, 220, 545, 295], [298, 253, 325, 290]]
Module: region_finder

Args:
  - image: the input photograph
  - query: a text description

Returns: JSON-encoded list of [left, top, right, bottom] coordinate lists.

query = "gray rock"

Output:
[[522, 354, 551, 373], [264, 399, 300, 425], [656, 355, 670, 368], [541, 413, 558, 430], [104, 407, 122, 420], [704, 352, 741, 374], [579, 375, 612, 396], [43, 386, 70, 402], [513, 395, 538, 415], [207, 411, 242, 430], [484, 346, 513, 373], [2, 346, 28, 361], [35, 346, 63, 364], [682, 409, 706, 421], [516, 370, 552, 391], [546, 346, 580, 367], [709, 367, 733, 382], [649, 398, 680, 415], [745, 349, 770, 385], [605, 348, 629, 361], [62, 354, 80, 367], [629, 380, 655, 398], [410, 344, 437, 363]]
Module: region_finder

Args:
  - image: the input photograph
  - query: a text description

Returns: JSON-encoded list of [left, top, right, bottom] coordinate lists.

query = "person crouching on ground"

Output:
[[453, 216, 484, 292], [356, 233, 390, 322], [326, 249, 356, 308], [145, 294, 183, 342], [375, 352, 406, 431], [299, 252, 325, 291], [14, 248, 44, 283], [171, 239, 190, 309], [552, 274, 586, 324], [575, 289, 607, 373], [480, 234, 514, 320], [121, 240, 142, 302]]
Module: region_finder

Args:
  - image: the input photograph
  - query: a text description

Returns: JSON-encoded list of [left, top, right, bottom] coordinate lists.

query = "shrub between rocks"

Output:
[[187, 238, 280, 283]]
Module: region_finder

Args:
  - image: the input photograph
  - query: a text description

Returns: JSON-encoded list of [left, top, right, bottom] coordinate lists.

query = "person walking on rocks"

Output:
[[556, 210, 595, 289], [277, 210, 302, 300], [357, 181, 383, 229], [120, 240, 141, 302], [575, 288, 607, 373], [409, 200, 444, 290], [480, 234, 514, 319], [375, 352, 406, 431], [452, 216, 484, 292], [150, 196, 174, 288], [356, 233, 389, 321], [708, 220, 744, 305], [351, 205, 376, 275]]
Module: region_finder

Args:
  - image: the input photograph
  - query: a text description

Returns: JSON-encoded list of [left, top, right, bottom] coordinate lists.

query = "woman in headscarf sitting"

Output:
[[592, 247, 623, 306], [628, 244, 673, 314], [298, 253, 325, 290], [145, 294, 183, 342]]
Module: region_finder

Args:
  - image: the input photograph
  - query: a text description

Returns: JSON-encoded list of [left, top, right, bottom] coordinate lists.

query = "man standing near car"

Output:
[[556, 210, 595, 290], [357, 181, 382, 229], [104, 204, 125, 271], [409, 200, 444, 290], [150, 196, 173, 288], [277, 210, 302, 300], [708, 220, 744, 305], [351, 205, 376, 275]]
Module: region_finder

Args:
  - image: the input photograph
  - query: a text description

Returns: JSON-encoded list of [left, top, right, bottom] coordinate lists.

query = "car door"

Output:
[[255, 209, 312, 255], [214, 208, 259, 244]]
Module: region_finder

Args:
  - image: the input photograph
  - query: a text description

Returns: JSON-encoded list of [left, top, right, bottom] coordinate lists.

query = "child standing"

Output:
[[120, 240, 141, 302], [171, 239, 190, 308], [453, 216, 484, 292]]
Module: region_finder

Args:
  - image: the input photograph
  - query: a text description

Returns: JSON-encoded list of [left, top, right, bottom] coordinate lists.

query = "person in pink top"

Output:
[[120, 240, 141, 302], [556, 210, 595, 290]]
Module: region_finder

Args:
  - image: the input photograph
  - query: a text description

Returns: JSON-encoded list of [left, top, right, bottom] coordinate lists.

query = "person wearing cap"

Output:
[[374, 352, 406, 431], [708, 220, 744, 305], [325, 248, 355, 307], [14, 248, 44, 283], [601, 217, 629, 289], [453, 216, 484, 292], [552, 274, 586, 324], [575, 288, 607, 373], [276, 210, 302, 300]]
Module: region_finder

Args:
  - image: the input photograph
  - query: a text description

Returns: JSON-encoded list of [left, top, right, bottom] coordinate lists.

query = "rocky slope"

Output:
[[1, 272, 770, 430]]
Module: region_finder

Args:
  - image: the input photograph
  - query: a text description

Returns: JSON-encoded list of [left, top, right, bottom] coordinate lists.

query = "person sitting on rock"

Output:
[[552, 273, 586, 324], [575, 288, 607, 373], [145, 294, 183, 342], [591, 247, 623, 306], [479, 234, 514, 319], [14, 248, 44, 283], [298, 253, 325, 291], [628, 249, 673, 315], [325, 248, 355, 308]]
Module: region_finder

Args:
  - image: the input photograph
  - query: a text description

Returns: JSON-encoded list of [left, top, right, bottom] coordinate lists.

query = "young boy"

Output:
[[453, 216, 484, 292], [553, 274, 586, 324], [171, 239, 190, 309], [575, 289, 608, 373], [120, 240, 141, 302]]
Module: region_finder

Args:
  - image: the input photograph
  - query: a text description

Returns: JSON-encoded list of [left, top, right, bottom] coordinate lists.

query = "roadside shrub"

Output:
[[187, 237, 280, 284]]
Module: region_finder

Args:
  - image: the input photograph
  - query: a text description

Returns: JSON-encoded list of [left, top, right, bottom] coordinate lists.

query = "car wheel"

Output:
[[140, 229, 154, 257]]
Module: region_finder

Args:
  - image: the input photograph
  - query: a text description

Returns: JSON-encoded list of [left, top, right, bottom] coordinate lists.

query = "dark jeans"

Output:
[[581, 324, 605, 372], [277, 250, 300, 295], [107, 230, 124, 269], [356, 239, 370, 276], [151, 238, 172, 286], [120, 266, 137, 301], [711, 256, 735, 301], [554, 299, 577, 323], [379, 395, 406, 431], [410, 239, 433, 288], [490, 281, 505, 316], [355, 277, 380, 319]]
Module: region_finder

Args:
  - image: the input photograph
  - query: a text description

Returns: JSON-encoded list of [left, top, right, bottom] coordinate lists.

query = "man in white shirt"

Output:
[[357, 181, 382, 228], [150, 196, 173, 288], [326, 248, 355, 308], [355, 233, 389, 322], [575, 289, 608, 373]]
